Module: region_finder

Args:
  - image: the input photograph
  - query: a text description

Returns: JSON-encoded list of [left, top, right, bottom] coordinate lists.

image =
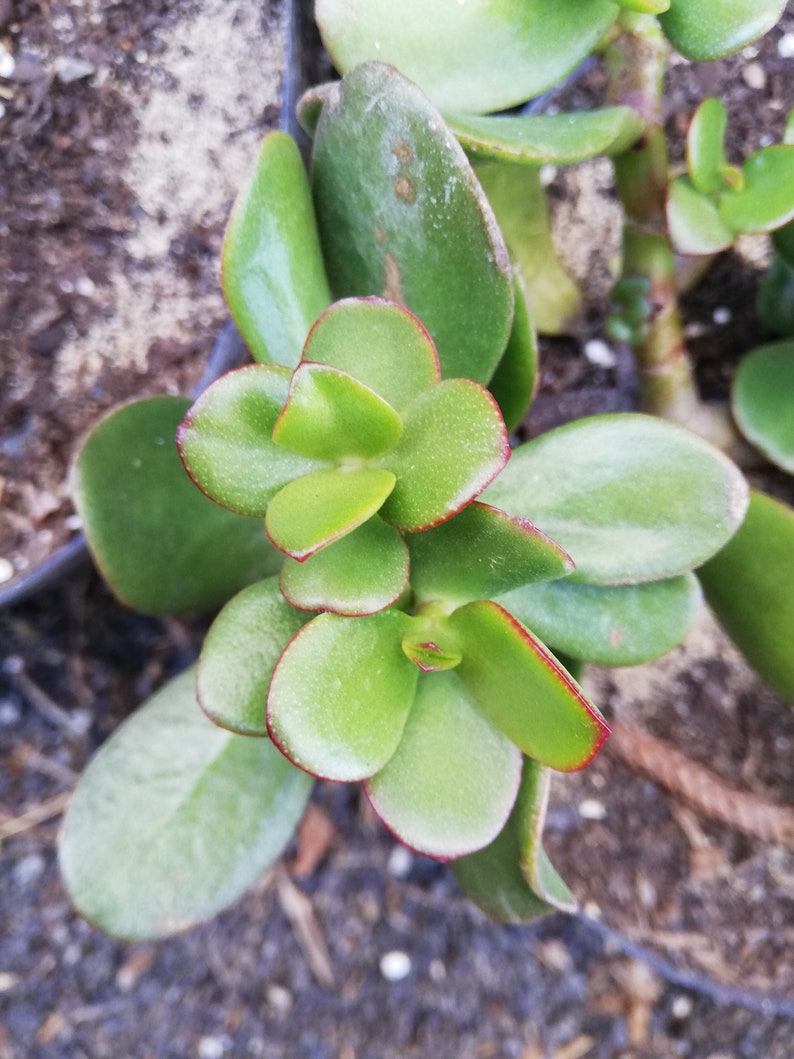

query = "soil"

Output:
[[1, 3, 794, 1057]]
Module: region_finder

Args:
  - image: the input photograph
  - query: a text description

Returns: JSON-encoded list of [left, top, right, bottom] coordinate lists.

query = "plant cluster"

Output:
[[58, 0, 793, 940]]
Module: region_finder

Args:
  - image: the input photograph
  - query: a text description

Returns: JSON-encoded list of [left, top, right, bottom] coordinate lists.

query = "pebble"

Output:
[[578, 798, 607, 821], [671, 994, 694, 1019], [741, 62, 766, 91], [387, 844, 413, 878], [0, 42, 14, 79], [583, 338, 617, 369], [198, 1036, 230, 1059], [0, 557, 14, 584], [778, 33, 794, 59], [54, 56, 96, 83], [0, 700, 21, 726], [379, 950, 411, 981], [713, 307, 732, 325], [13, 853, 46, 887]]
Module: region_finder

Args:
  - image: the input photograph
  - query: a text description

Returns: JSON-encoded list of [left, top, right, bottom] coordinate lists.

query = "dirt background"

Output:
[[1, 1, 794, 1057]]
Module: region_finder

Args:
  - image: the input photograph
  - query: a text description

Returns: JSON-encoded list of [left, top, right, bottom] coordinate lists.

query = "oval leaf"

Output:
[[407, 501, 573, 608], [449, 601, 610, 771], [267, 610, 418, 780], [698, 491, 794, 703], [448, 107, 643, 166], [687, 98, 729, 195], [719, 147, 794, 235], [59, 668, 313, 940], [302, 298, 440, 411], [667, 176, 734, 256], [197, 578, 309, 735], [222, 131, 331, 367], [659, 0, 786, 61], [498, 573, 703, 667], [178, 365, 325, 517], [316, 0, 618, 115], [265, 467, 396, 560], [732, 340, 794, 472], [488, 276, 539, 432], [365, 671, 522, 860], [311, 63, 513, 384], [74, 397, 280, 614], [280, 517, 409, 616], [483, 414, 749, 585], [379, 380, 509, 531]]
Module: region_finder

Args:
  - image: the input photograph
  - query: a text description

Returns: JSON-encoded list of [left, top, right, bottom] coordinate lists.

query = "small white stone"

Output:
[[198, 1037, 228, 1059], [778, 33, 794, 59], [387, 844, 413, 878], [713, 307, 732, 325], [428, 959, 446, 982], [65, 514, 83, 531], [742, 62, 766, 91], [583, 338, 617, 369], [539, 164, 557, 187], [0, 45, 15, 79], [583, 900, 602, 920], [13, 853, 46, 887], [578, 798, 607, 821], [671, 995, 694, 1019], [55, 56, 96, 83], [266, 984, 292, 1014], [0, 700, 21, 726], [75, 275, 96, 297], [379, 950, 411, 981], [0, 557, 14, 584]]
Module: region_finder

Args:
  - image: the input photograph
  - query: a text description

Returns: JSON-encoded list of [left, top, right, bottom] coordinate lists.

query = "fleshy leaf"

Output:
[[449, 601, 610, 771], [401, 639, 462, 673], [473, 158, 582, 335], [197, 578, 309, 735], [615, 0, 669, 11], [732, 341, 794, 472], [488, 276, 538, 432], [498, 573, 703, 667], [302, 298, 440, 411], [483, 414, 749, 585], [719, 147, 794, 235], [687, 98, 729, 196], [365, 671, 522, 859], [452, 757, 575, 922], [667, 176, 734, 256], [311, 63, 514, 384], [316, 0, 619, 115], [74, 397, 280, 614], [178, 365, 325, 517], [699, 491, 794, 703], [407, 501, 573, 607], [757, 254, 794, 337], [379, 380, 509, 531], [296, 82, 336, 137], [273, 363, 403, 461], [659, 0, 786, 61], [221, 131, 331, 366], [265, 467, 396, 560], [59, 668, 312, 941], [267, 610, 418, 780], [280, 517, 409, 616], [448, 107, 643, 166]]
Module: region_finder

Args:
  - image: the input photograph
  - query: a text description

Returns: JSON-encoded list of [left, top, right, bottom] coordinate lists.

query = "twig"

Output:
[[275, 864, 335, 987], [12, 671, 85, 737], [607, 720, 794, 846], [0, 792, 71, 841]]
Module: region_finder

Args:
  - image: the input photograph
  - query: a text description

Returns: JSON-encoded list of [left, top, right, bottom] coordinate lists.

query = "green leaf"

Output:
[[719, 147, 794, 235], [667, 176, 734, 256], [379, 380, 508, 531], [197, 578, 309, 735], [267, 610, 418, 780], [473, 159, 582, 336], [407, 501, 573, 608], [272, 363, 403, 461], [452, 757, 575, 922], [687, 98, 729, 196], [265, 467, 396, 560], [699, 491, 794, 703], [401, 638, 462, 673], [615, 0, 669, 11], [178, 365, 325, 517], [59, 668, 312, 941], [498, 573, 703, 666], [659, 0, 786, 61], [302, 297, 440, 411], [296, 82, 336, 137], [74, 397, 280, 614], [488, 277, 539, 432], [316, 0, 619, 115], [449, 601, 610, 771], [222, 131, 331, 367], [448, 107, 643, 166], [757, 254, 794, 337], [311, 63, 514, 384], [732, 341, 794, 472], [365, 671, 522, 859], [280, 517, 409, 616], [483, 414, 749, 585]]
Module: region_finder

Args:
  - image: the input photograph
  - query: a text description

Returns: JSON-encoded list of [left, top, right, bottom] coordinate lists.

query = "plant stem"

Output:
[[606, 15, 734, 448]]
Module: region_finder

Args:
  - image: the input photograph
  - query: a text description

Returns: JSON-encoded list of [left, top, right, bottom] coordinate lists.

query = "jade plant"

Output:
[[59, 7, 770, 941]]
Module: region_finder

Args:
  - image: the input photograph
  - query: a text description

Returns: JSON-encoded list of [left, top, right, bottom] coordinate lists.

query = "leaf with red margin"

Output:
[[265, 467, 396, 560], [280, 517, 409, 616], [272, 362, 403, 461], [197, 577, 309, 736], [177, 365, 326, 517], [301, 298, 440, 412], [379, 380, 508, 531], [448, 601, 609, 771], [407, 501, 573, 607], [267, 610, 418, 781], [365, 671, 522, 860]]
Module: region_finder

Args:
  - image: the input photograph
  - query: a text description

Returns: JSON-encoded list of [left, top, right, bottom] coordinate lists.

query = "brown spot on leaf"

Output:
[[394, 175, 416, 204], [382, 252, 403, 303], [392, 139, 413, 165], [609, 628, 624, 647], [375, 222, 386, 245]]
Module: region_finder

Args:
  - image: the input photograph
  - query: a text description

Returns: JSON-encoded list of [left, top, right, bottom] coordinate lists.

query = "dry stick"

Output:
[[607, 720, 794, 846], [0, 792, 71, 841]]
